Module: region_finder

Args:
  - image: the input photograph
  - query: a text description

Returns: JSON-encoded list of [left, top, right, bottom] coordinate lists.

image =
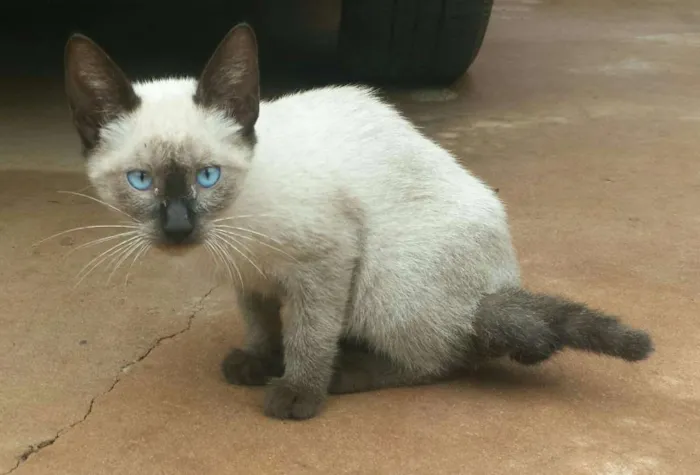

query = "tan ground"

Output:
[[2, 0, 699, 473]]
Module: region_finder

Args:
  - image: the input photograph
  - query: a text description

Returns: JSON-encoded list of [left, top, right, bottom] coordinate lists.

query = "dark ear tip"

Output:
[[64, 33, 97, 59], [66, 33, 92, 47], [227, 22, 258, 42], [231, 22, 254, 32]]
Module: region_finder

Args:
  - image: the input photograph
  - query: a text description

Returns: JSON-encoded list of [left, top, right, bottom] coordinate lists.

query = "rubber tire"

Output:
[[338, 0, 493, 85]]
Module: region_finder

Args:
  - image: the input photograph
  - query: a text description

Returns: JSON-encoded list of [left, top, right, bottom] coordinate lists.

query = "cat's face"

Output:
[[85, 131, 250, 248], [64, 24, 260, 250]]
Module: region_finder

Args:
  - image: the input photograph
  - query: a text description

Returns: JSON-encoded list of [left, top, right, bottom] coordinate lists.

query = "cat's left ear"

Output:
[[195, 23, 260, 137]]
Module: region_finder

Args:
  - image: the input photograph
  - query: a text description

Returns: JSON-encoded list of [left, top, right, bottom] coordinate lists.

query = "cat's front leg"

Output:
[[263, 269, 349, 420], [222, 292, 284, 386]]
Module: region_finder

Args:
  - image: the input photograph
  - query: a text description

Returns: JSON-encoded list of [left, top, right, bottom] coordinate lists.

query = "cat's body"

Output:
[[234, 83, 521, 375], [64, 25, 653, 420]]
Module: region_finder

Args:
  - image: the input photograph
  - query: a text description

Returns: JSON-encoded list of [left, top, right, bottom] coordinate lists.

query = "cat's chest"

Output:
[[210, 258, 277, 296], [216, 244, 291, 296]]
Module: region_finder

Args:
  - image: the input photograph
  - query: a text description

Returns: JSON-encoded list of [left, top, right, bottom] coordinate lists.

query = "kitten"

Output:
[[63, 24, 654, 420]]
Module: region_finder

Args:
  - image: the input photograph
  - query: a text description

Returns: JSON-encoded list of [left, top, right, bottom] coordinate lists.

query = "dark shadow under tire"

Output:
[[338, 0, 493, 86]]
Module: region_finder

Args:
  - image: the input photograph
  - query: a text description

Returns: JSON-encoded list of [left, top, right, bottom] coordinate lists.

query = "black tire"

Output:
[[338, 0, 493, 85]]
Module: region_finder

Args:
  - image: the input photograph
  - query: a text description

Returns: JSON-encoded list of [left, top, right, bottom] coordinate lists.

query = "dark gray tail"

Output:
[[472, 288, 654, 365]]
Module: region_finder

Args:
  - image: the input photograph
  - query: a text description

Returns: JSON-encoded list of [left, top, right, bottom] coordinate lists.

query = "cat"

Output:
[[63, 24, 654, 420]]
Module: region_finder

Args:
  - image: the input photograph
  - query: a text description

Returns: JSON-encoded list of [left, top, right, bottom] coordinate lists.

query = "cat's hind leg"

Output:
[[328, 340, 444, 394]]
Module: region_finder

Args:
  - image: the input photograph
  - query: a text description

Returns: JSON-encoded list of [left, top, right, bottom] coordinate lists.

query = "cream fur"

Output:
[[88, 79, 520, 376]]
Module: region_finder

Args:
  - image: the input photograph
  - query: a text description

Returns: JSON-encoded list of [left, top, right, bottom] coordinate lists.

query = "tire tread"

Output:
[[339, 0, 494, 84]]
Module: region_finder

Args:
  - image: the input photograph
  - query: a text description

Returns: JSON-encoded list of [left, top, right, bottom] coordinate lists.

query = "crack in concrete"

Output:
[[3, 287, 216, 475]]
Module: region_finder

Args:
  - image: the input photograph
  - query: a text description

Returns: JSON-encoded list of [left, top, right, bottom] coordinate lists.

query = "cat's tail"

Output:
[[471, 288, 654, 365]]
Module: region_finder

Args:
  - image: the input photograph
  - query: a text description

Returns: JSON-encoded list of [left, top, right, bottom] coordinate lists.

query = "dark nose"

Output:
[[160, 200, 195, 244]]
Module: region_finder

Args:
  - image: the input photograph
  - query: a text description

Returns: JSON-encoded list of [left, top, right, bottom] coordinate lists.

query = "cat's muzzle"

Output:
[[159, 199, 197, 245]]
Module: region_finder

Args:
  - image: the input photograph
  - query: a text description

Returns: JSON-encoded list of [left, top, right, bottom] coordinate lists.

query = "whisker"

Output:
[[205, 241, 230, 284], [76, 242, 138, 287], [101, 241, 137, 280], [214, 230, 265, 279], [214, 228, 298, 263], [211, 213, 276, 223], [205, 239, 229, 281], [107, 239, 145, 284], [124, 242, 151, 285], [34, 225, 140, 247], [211, 236, 244, 290], [213, 224, 284, 244], [76, 236, 139, 278], [58, 191, 139, 222], [208, 239, 236, 286], [63, 231, 140, 259], [215, 237, 245, 290], [203, 241, 215, 267], [72, 184, 96, 194], [74, 235, 142, 287], [203, 242, 220, 279]]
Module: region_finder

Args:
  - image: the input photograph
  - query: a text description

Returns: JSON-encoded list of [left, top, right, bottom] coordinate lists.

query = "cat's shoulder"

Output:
[[259, 85, 406, 140], [264, 85, 392, 114], [272, 84, 380, 103]]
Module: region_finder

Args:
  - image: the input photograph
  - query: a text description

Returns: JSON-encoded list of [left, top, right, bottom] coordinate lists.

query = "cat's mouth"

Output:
[[153, 227, 203, 255], [154, 241, 201, 256]]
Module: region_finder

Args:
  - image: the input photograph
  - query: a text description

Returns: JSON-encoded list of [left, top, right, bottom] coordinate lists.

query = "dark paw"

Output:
[[510, 350, 552, 365], [263, 379, 325, 420], [510, 343, 560, 365], [221, 349, 283, 386], [509, 330, 563, 365]]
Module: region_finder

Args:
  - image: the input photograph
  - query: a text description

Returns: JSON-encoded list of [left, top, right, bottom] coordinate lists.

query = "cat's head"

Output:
[[64, 24, 259, 250]]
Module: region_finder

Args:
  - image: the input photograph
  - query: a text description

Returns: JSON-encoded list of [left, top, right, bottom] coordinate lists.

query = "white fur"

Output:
[[91, 79, 521, 376]]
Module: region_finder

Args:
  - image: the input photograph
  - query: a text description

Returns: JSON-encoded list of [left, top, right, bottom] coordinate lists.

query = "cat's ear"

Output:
[[195, 23, 260, 136], [64, 34, 140, 156]]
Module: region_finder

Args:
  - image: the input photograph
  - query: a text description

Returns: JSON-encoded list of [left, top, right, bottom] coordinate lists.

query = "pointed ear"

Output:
[[194, 23, 260, 137], [64, 34, 140, 156]]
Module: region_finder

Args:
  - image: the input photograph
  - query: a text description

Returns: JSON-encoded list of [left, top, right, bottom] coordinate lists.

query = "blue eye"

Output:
[[126, 170, 153, 191], [196, 166, 221, 188]]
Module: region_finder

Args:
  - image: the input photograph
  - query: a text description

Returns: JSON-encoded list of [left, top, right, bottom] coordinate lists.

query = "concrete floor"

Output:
[[2, 0, 699, 473]]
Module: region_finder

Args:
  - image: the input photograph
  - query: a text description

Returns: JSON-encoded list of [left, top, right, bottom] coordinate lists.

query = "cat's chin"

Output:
[[154, 243, 200, 257]]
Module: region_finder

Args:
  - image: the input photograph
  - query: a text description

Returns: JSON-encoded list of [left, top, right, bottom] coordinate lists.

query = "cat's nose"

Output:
[[160, 200, 195, 244]]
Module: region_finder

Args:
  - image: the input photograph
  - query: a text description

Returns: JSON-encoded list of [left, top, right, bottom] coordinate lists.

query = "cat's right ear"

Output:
[[195, 24, 260, 138], [64, 34, 140, 156]]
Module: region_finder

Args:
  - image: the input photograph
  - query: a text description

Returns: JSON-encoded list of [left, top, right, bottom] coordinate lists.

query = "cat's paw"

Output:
[[509, 343, 560, 365], [221, 348, 283, 386], [263, 379, 325, 420]]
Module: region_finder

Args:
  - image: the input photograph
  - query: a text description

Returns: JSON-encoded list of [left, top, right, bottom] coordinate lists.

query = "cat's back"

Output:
[[255, 86, 481, 194], [249, 85, 519, 293], [256, 85, 409, 161], [259, 85, 392, 133], [255, 86, 499, 215]]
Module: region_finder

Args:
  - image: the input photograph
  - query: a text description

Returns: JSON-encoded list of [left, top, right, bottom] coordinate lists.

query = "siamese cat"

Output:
[[63, 24, 653, 420]]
